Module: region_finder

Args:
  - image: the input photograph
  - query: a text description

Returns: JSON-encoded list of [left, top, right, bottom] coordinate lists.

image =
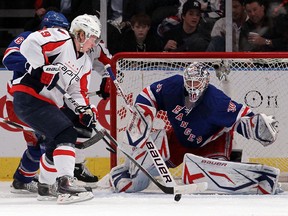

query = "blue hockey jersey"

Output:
[[2, 31, 32, 80], [136, 74, 253, 148]]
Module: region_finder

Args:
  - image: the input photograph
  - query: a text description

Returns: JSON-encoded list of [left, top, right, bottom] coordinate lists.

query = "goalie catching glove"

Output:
[[239, 113, 278, 146], [76, 105, 98, 129]]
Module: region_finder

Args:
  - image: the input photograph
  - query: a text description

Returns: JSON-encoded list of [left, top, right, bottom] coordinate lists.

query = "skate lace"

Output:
[[49, 183, 59, 196], [25, 180, 38, 193]]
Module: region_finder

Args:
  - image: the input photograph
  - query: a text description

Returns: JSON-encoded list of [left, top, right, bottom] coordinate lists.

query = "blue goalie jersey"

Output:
[[135, 74, 253, 148]]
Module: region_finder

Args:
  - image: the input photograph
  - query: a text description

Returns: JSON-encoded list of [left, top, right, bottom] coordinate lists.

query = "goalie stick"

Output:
[[100, 128, 208, 196], [104, 65, 208, 200], [55, 83, 208, 198]]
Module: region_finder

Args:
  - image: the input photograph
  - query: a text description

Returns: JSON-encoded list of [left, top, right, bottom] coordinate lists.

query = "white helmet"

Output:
[[70, 14, 101, 39], [183, 62, 210, 102]]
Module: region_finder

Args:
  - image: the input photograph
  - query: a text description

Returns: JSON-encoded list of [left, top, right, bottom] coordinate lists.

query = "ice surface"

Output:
[[1, 181, 288, 216]]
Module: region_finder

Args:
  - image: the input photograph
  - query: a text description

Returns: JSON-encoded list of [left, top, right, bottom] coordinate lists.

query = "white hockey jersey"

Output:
[[11, 28, 93, 111], [87, 41, 112, 77]]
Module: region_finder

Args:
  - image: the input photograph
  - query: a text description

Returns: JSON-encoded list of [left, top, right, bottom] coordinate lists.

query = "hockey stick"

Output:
[[94, 126, 207, 196], [105, 65, 207, 200], [0, 116, 107, 151], [55, 84, 115, 153], [0, 117, 33, 131], [55, 83, 207, 198]]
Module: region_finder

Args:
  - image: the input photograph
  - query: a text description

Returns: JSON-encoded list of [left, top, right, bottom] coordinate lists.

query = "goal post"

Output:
[[110, 52, 288, 180]]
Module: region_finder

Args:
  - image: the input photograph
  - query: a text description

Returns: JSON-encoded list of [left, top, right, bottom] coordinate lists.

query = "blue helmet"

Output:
[[40, 11, 70, 29]]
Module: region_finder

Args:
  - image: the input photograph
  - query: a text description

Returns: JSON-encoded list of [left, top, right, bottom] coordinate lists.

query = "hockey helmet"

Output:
[[40, 11, 70, 29], [183, 62, 210, 102], [70, 14, 101, 39]]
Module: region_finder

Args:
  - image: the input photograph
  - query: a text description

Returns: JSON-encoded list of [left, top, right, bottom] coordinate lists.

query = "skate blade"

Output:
[[57, 191, 94, 204]]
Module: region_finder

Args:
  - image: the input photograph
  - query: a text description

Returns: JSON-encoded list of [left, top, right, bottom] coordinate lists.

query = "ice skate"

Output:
[[56, 175, 94, 204], [74, 162, 98, 188], [10, 178, 38, 194], [37, 182, 58, 201]]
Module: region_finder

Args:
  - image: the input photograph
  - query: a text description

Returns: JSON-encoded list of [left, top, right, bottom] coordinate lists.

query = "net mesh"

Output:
[[110, 53, 288, 179]]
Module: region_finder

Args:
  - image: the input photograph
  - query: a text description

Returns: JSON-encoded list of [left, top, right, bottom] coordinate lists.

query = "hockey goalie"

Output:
[[110, 62, 280, 195]]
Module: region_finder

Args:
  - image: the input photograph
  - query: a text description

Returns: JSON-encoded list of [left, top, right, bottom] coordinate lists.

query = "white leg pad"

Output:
[[182, 153, 280, 194]]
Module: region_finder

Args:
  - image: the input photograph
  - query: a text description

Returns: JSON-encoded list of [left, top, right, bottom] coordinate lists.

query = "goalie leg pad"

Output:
[[110, 130, 170, 193], [128, 130, 170, 178], [110, 163, 151, 193], [125, 103, 156, 147], [182, 153, 280, 194], [239, 113, 278, 146]]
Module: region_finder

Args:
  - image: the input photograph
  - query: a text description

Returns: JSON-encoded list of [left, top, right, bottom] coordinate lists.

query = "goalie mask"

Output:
[[70, 14, 101, 41], [183, 62, 210, 102]]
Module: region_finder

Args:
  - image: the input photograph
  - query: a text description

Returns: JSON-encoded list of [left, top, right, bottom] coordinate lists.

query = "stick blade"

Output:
[[173, 182, 208, 194]]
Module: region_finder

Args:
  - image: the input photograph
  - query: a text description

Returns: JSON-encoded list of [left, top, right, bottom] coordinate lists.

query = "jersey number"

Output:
[[40, 30, 51, 37]]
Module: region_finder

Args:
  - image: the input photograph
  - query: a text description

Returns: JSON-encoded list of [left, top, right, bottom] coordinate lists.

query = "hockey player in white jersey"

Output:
[[10, 14, 101, 204], [110, 62, 280, 195], [3, 12, 108, 193], [62, 14, 113, 186]]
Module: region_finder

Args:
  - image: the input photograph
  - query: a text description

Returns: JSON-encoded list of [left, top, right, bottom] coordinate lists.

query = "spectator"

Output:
[[24, 6, 64, 32], [120, 13, 163, 52], [41, 0, 96, 22], [162, 0, 210, 52], [117, 0, 180, 28], [239, 0, 287, 51], [206, 0, 248, 51]]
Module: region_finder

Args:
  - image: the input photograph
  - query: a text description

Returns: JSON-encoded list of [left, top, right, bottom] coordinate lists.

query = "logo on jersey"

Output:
[[227, 101, 236, 112], [156, 84, 162, 92], [14, 36, 25, 45], [57, 62, 81, 83]]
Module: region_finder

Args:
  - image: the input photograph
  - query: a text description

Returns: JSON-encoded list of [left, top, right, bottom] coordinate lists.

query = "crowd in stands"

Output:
[[1, 0, 288, 66]]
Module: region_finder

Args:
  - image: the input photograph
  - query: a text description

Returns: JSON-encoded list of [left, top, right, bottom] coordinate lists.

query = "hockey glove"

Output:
[[76, 105, 98, 129], [96, 77, 110, 100], [41, 65, 60, 90], [240, 113, 278, 146]]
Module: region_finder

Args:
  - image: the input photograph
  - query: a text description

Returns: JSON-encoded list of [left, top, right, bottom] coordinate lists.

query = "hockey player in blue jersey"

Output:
[[2, 11, 70, 194], [110, 62, 280, 195], [3, 12, 113, 194]]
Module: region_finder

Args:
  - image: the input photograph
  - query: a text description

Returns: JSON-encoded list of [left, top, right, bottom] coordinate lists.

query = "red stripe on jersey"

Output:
[[40, 156, 57, 173], [3, 47, 19, 57], [79, 70, 91, 104], [18, 168, 37, 177], [53, 149, 76, 157], [241, 106, 251, 117], [9, 85, 57, 106], [98, 45, 112, 65], [41, 40, 66, 64], [142, 87, 157, 109]]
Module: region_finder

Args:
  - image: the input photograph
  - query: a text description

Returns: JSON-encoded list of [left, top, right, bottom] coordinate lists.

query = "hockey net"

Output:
[[110, 52, 288, 181]]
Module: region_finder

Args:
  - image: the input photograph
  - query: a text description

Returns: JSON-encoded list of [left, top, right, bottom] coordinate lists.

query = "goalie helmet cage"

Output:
[[110, 52, 288, 181]]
